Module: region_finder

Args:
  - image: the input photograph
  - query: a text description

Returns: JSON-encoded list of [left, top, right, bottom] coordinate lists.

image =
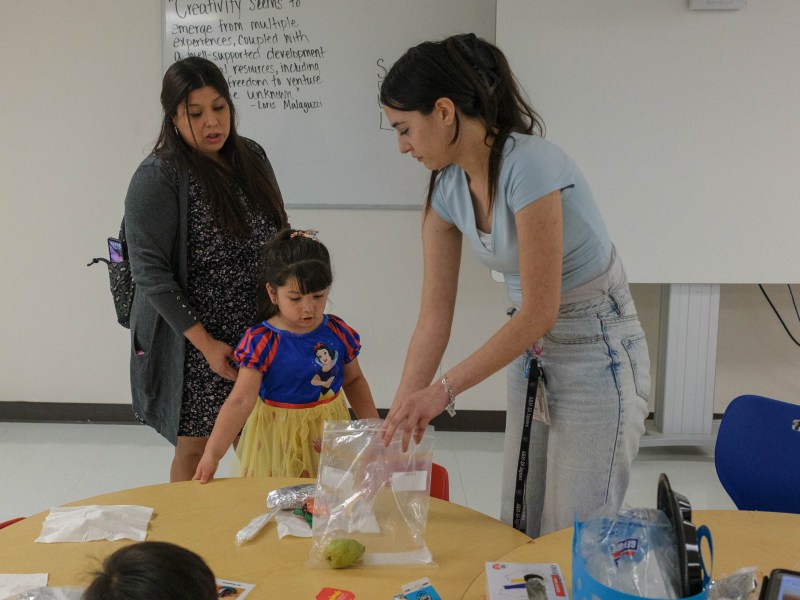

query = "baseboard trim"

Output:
[[0, 402, 508, 432], [0, 403, 724, 434], [0, 402, 139, 424]]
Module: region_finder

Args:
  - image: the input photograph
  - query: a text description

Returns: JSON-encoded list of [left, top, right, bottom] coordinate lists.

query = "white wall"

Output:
[[2, 1, 800, 419], [497, 0, 800, 283]]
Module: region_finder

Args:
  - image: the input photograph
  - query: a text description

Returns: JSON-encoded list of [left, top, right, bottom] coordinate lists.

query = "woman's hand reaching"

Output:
[[382, 383, 449, 452]]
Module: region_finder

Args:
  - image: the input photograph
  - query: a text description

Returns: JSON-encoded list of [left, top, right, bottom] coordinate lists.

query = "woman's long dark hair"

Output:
[[256, 229, 333, 321], [380, 33, 545, 211], [155, 56, 287, 236]]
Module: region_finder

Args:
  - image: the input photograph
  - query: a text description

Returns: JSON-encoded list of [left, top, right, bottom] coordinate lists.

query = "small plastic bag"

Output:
[[707, 567, 761, 600], [12, 588, 84, 600], [235, 509, 278, 545], [307, 419, 435, 568]]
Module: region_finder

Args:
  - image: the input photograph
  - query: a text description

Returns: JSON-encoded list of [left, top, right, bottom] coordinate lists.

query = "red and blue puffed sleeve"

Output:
[[233, 324, 280, 372], [326, 315, 361, 363]]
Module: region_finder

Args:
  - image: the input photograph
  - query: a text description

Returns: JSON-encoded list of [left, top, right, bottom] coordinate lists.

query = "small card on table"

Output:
[[485, 562, 569, 599], [215, 578, 255, 598]]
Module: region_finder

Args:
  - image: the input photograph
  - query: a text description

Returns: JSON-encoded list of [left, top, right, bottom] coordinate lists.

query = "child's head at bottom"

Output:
[[257, 228, 333, 322], [82, 541, 217, 600]]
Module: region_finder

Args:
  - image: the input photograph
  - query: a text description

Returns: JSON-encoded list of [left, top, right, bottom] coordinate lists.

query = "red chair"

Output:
[[0, 517, 25, 530], [430, 462, 450, 501]]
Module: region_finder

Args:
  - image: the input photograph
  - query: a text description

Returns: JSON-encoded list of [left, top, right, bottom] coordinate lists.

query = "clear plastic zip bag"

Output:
[[307, 419, 435, 568]]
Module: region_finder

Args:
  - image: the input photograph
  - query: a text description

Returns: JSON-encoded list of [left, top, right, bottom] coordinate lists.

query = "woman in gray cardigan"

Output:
[[124, 57, 288, 481]]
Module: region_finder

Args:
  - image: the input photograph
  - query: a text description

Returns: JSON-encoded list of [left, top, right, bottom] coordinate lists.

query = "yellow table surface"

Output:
[[464, 509, 800, 597], [0, 477, 532, 599], [3, 478, 799, 599]]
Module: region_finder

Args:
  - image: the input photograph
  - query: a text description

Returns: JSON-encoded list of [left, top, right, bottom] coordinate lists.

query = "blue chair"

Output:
[[714, 394, 800, 513]]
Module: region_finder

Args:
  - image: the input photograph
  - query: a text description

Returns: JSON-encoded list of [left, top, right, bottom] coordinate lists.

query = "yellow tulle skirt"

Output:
[[235, 394, 349, 478]]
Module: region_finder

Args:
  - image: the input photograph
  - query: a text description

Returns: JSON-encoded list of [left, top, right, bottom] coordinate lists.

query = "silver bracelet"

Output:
[[441, 373, 456, 417]]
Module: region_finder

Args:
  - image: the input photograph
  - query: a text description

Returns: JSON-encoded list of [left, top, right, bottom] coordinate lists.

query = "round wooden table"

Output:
[[4, 480, 798, 599], [463, 509, 800, 598], [0, 477, 532, 599]]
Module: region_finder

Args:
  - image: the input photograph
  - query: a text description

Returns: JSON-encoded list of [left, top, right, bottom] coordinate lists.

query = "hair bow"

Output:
[[290, 229, 319, 240]]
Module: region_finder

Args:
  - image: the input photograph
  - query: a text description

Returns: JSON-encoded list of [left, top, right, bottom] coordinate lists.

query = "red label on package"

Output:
[[316, 588, 355, 600]]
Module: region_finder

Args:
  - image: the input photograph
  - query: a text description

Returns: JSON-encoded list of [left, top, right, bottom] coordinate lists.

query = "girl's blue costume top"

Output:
[[233, 314, 360, 405]]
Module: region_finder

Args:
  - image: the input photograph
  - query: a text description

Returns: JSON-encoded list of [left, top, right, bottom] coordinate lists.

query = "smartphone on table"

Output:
[[762, 569, 800, 600]]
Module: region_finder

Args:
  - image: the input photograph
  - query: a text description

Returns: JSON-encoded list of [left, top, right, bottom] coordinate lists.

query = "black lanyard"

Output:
[[512, 355, 543, 531]]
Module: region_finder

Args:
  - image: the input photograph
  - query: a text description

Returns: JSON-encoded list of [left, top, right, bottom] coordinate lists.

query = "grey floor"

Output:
[[0, 422, 735, 525]]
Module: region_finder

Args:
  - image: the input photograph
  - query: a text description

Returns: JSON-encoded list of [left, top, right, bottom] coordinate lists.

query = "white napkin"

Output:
[[274, 511, 312, 538], [0, 574, 47, 599], [35, 505, 154, 543]]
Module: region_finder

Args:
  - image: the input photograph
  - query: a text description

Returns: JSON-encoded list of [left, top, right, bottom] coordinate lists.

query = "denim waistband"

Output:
[[508, 283, 634, 320], [558, 285, 634, 318]]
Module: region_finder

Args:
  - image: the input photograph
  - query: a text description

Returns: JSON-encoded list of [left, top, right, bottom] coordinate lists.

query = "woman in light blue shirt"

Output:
[[380, 33, 650, 537]]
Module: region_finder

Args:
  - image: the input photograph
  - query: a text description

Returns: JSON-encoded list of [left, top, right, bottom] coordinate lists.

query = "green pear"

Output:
[[323, 538, 365, 569]]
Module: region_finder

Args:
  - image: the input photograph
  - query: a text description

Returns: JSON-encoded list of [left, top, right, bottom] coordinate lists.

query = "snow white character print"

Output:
[[311, 342, 340, 400]]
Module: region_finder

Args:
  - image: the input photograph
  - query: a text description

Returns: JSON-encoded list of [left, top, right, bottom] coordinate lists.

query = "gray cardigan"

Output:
[[124, 143, 280, 445]]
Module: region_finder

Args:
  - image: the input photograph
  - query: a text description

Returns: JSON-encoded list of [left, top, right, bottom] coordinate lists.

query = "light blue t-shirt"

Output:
[[431, 133, 612, 303]]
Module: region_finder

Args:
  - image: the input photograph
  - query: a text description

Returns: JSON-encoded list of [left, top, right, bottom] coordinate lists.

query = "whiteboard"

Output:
[[497, 0, 800, 283], [162, 0, 496, 209]]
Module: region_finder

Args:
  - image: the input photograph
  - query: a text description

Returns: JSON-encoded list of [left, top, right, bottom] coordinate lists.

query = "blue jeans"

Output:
[[500, 285, 650, 537]]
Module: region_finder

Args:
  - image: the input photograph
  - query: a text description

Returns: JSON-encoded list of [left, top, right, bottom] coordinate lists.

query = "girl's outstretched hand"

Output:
[[192, 452, 219, 484], [382, 383, 448, 452]]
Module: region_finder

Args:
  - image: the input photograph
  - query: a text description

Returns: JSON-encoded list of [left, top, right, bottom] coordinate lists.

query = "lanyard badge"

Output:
[[525, 340, 550, 426]]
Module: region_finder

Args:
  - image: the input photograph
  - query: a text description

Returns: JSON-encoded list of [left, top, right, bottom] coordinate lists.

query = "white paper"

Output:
[[35, 505, 154, 543], [319, 466, 353, 493], [361, 547, 434, 566], [0, 574, 48, 599], [391, 470, 427, 493]]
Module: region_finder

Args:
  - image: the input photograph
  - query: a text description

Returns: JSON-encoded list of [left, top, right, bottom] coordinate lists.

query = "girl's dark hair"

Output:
[[256, 229, 333, 321], [154, 56, 287, 236], [82, 541, 217, 600], [380, 33, 545, 211]]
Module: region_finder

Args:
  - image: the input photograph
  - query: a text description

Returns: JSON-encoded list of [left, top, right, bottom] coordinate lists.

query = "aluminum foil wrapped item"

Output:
[[266, 484, 317, 510], [235, 484, 318, 546]]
